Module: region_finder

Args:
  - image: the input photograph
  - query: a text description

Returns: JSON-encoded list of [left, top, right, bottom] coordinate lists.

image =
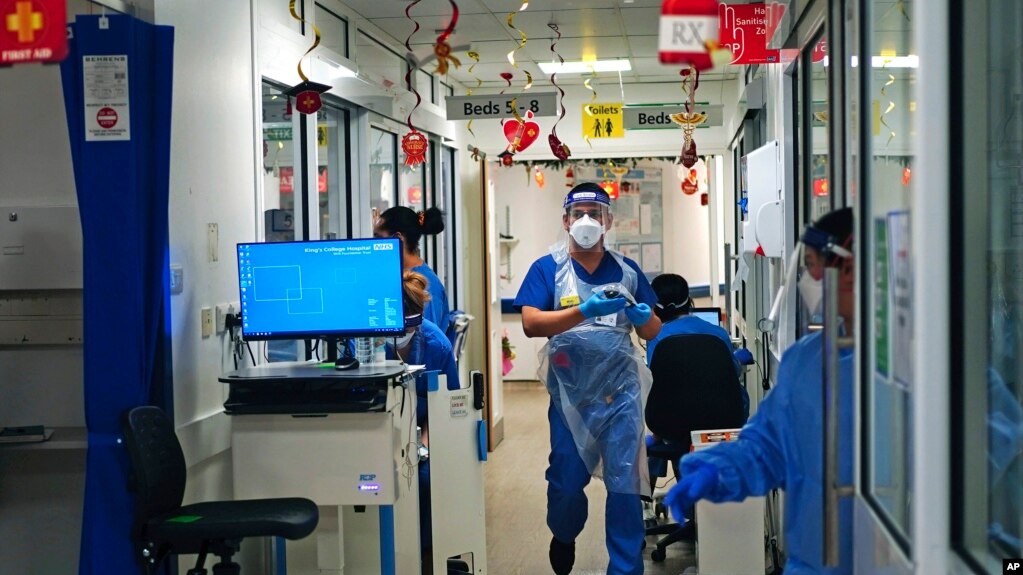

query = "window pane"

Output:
[[357, 32, 404, 91], [369, 127, 397, 220], [260, 81, 301, 362], [416, 69, 435, 104], [964, 0, 1023, 569], [318, 107, 349, 239], [315, 3, 348, 58], [864, 0, 916, 541]]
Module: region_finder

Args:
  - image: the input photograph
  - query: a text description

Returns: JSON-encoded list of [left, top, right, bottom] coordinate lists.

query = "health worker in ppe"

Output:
[[386, 271, 459, 561], [375, 206, 451, 336], [665, 207, 855, 575], [644, 273, 751, 483], [514, 183, 662, 575]]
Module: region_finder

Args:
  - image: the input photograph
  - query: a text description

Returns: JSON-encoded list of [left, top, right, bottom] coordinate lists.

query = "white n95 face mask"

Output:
[[569, 215, 603, 249], [395, 330, 415, 348], [797, 272, 823, 320]]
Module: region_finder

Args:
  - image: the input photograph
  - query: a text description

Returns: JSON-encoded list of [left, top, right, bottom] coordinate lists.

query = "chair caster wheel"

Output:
[[655, 502, 667, 519], [651, 548, 667, 562]]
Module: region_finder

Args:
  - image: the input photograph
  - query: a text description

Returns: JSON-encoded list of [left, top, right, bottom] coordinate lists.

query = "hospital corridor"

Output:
[[1, 0, 1022, 574]]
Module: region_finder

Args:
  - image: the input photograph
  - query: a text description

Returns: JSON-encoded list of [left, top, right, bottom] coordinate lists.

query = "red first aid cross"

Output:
[[1, 0, 68, 64]]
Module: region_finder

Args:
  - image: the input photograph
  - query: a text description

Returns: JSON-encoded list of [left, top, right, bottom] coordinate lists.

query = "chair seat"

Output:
[[147, 498, 318, 546]]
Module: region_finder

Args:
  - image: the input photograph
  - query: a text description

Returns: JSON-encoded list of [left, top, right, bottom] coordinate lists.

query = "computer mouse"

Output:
[[334, 357, 360, 371]]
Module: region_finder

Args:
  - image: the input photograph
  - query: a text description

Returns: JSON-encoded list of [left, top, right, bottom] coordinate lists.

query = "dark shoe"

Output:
[[549, 536, 575, 575]]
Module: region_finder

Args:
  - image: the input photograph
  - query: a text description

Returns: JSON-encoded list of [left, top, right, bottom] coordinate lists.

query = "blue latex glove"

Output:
[[579, 291, 628, 318], [734, 348, 755, 365], [624, 302, 653, 326], [664, 462, 719, 522]]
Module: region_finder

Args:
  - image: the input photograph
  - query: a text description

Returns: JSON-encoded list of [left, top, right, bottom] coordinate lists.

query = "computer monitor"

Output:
[[237, 238, 406, 341], [690, 306, 722, 327]]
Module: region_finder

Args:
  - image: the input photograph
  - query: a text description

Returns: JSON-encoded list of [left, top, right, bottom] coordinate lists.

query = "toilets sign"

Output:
[[0, 0, 67, 64], [582, 103, 624, 139]]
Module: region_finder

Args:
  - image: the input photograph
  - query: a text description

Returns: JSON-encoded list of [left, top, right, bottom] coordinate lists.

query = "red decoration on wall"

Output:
[[601, 180, 619, 200], [565, 166, 575, 187], [681, 168, 699, 195], [700, 192, 709, 206], [813, 178, 829, 197]]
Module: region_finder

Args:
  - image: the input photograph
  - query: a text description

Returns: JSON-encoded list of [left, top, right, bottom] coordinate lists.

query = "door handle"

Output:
[[822, 267, 854, 567]]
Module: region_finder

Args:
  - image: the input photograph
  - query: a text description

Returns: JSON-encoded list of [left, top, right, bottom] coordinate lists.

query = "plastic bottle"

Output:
[[355, 337, 372, 365]]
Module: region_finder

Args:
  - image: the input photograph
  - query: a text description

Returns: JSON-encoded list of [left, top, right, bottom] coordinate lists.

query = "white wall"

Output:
[[153, 0, 258, 521]]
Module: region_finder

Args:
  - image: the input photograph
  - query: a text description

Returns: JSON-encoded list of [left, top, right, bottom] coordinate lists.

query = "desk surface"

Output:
[[219, 360, 407, 383]]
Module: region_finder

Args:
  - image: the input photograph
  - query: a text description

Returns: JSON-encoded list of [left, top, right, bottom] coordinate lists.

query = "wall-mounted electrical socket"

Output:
[[215, 303, 230, 334], [201, 307, 213, 338]]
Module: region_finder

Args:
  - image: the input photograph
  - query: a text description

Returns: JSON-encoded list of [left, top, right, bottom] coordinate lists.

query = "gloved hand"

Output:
[[664, 462, 719, 522], [624, 303, 653, 326], [734, 348, 755, 365], [579, 291, 628, 318]]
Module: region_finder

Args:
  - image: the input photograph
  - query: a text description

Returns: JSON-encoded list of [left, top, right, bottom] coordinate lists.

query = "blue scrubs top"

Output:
[[513, 251, 657, 312], [680, 332, 854, 575], [412, 263, 450, 335], [386, 318, 459, 425], [647, 315, 738, 371]]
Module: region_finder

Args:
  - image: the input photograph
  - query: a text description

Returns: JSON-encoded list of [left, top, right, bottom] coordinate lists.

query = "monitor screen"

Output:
[[691, 307, 721, 327], [237, 238, 406, 340]]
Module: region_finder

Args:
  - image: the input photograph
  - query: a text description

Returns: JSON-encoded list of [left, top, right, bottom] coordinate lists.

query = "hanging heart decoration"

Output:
[[502, 110, 541, 154]]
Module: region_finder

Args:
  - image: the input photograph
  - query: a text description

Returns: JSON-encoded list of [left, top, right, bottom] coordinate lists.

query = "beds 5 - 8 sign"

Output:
[[0, 0, 67, 64]]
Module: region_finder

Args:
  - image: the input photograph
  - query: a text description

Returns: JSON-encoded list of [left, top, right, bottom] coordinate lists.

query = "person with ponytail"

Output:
[[374, 206, 451, 335]]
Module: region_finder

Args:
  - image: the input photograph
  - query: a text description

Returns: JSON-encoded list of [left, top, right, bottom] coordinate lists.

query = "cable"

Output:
[[246, 341, 256, 365]]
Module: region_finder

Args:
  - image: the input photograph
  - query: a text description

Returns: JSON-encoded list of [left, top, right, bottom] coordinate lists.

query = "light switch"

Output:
[[207, 223, 219, 263], [169, 263, 183, 295], [201, 307, 213, 338]]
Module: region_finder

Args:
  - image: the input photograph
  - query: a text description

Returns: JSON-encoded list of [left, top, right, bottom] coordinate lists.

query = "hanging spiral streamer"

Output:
[[506, 1, 532, 90], [289, 0, 321, 83], [404, 0, 423, 132], [879, 71, 896, 148], [582, 66, 597, 150], [433, 0, 461, 75], [465, 50, 482, 147], [547, 23, 570, 160]]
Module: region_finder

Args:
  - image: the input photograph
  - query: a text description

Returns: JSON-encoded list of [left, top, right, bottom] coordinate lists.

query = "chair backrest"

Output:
[[447, 310, 474, 362], [645, 334, 747, 452], [122, 406, 187, 530]]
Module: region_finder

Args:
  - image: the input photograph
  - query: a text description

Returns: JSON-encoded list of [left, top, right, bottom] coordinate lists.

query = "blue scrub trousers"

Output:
[[546, 402, 644, 575]]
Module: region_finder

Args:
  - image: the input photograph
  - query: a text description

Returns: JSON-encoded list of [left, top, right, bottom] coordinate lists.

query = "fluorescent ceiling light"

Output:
[[847, 55, 919, 68], [538, 59, 632, 74]]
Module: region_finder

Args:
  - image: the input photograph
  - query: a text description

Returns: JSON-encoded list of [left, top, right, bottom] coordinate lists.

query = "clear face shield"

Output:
[[759, 225, 853, 333], [564, 202, 612, 254]]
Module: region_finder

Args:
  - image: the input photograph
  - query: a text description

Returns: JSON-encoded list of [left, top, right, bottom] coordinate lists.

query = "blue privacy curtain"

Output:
[[60, 14, 174, 575]]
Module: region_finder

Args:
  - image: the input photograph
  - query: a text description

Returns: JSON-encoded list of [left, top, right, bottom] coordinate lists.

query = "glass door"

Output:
[[853, 0, 917, 568]]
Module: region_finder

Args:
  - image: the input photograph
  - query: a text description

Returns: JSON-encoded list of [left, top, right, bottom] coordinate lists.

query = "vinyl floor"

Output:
[[483, 381, 696, 574]]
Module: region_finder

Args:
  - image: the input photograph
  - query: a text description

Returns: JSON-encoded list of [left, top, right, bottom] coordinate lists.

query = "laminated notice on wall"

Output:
[[84, 54, 131, 141]]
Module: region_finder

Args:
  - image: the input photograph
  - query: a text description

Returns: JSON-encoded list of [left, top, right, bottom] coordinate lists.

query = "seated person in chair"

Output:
[[645, 274, 751, 481]]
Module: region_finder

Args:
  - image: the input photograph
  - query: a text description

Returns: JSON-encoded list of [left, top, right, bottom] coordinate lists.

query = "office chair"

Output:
[[122, 406, 319, 574], [447, 310, 475, 362], [644, 334, 748, 562]]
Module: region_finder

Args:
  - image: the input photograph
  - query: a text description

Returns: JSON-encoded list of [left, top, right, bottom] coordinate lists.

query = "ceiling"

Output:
[[337, 0, 742, 88]]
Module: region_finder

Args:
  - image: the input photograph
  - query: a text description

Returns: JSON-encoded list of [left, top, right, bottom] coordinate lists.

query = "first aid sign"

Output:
[[0, 0, 67, 64]]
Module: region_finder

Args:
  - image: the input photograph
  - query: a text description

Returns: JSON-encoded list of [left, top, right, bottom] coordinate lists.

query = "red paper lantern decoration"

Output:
[[601, 180, 619, 200], [658, 0, 721, 71], [565, 166, 575, 187]]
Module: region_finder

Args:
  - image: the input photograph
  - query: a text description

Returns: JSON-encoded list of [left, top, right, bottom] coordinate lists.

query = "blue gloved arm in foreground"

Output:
[[579, 291, 628, 318], [624, 302, 653, 326], [664, 461, 720, 522]]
